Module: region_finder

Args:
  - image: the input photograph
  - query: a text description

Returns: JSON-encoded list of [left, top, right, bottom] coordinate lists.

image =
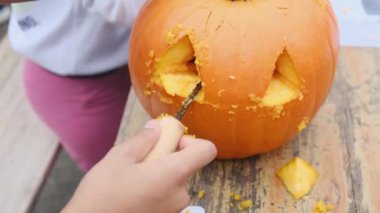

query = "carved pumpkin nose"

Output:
[[262, 50, 303, 107]]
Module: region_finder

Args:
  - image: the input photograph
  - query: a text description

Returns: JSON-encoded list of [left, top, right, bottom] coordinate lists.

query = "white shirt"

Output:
[[9, 0, 145, 76]]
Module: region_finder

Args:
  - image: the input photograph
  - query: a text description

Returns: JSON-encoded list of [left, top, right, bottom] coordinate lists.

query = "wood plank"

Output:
[[0, 37, 60, 213], [115, 89, 150, 144], [118, 47, 380, 212], [335, 48, 380, 213]]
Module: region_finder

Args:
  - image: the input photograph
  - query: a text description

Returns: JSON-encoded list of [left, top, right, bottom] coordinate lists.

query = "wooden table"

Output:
[[0, 37, 59, 213], [116, 48, 380, 213]]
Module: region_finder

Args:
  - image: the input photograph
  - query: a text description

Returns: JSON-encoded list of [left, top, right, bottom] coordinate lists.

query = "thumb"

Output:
[[117, 119, 161, 163]]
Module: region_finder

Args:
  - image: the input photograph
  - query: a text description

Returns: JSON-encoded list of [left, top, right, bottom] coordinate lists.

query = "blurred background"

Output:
[[0, 5, 83, 213]]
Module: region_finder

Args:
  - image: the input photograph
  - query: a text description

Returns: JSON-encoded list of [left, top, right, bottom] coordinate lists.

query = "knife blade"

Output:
[[175, 81, 203, 121]]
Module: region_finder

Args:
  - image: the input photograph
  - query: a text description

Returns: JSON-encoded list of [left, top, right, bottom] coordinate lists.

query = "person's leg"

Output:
[[23, 60, 131, 171]]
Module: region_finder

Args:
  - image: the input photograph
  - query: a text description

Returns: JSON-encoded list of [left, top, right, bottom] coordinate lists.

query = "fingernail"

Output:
[[144, 119, 159, 129]]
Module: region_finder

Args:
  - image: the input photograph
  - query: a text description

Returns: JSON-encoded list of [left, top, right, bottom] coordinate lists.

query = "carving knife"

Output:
[[144, 82, 203, 161]]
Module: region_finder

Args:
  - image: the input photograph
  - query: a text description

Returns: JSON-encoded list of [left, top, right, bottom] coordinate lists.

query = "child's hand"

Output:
[[62, 119, 217, 213]]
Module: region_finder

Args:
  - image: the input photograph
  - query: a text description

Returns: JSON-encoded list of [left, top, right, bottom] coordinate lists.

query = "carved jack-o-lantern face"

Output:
[[129, 0, 339, 158]]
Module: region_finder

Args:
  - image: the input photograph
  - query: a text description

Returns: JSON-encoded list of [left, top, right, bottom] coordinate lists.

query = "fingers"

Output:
[[167, 138, 217, 178], [117, 119, 161, 163], [178, 136, 196, 150]]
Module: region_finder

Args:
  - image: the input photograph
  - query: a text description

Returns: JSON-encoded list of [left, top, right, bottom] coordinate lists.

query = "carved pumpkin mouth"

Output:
[[261, 50, 303, 107], [151, 36, 204, 101]]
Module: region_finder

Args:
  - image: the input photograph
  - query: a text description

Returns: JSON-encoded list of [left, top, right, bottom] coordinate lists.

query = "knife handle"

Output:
[[144, 116, 184, 161]]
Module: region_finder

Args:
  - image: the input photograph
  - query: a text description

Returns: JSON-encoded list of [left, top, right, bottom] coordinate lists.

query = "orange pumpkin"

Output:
[[129, 0, 339, 158]]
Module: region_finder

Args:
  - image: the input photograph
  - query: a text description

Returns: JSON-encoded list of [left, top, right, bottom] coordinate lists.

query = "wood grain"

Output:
[[0, 37, 59, 213], [119, 48, 380, 212]]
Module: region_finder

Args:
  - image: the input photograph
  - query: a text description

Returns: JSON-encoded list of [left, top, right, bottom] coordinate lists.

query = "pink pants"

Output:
[[23, 60, 130, 171]]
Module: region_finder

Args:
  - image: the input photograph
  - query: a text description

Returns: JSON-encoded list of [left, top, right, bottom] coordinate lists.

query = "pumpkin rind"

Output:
[[129, 0, 339, 158]]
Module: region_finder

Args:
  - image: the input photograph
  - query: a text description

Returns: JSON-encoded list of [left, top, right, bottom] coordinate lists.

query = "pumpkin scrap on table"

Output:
[[129, 0, 339, 158], [237, 200, 254, 211], [313, 200, 334, 213], [228, 193, 254, 211], [277, 157, 318, 199], [197, 190, 205, 200]]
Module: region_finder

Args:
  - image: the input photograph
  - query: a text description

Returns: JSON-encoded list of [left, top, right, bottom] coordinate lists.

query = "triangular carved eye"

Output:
[[261, 50, 303, 107], [152, 36, 204, 101]]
